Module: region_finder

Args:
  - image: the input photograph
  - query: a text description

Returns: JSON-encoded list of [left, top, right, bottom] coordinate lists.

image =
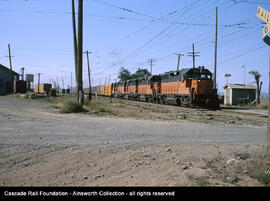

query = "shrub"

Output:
[[250, 171, 270, 185], [234, 152, 250, 160], [60, 100, 84, 113]]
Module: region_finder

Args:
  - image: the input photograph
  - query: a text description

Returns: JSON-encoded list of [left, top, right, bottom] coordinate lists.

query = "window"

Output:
[[186, 73, 212, 80]]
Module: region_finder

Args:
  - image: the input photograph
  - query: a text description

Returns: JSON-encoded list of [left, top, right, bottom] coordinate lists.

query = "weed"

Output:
[[240, 104, 268, 110], [223, 175, 240, 184], [187, 174, 209, 186], [60, 100, 85, 113], [234, 152, 250, 160], [84, 101, 120, 116], [250, 171, 270, 185]]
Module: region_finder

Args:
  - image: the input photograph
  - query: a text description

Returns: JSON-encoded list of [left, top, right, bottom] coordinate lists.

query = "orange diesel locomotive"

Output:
[[92, 66, 219, 108]]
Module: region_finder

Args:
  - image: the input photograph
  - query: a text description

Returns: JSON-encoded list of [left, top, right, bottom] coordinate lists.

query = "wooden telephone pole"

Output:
[[175, 53, 184, 71], [72, 0, 78, 94], [187, 43, 200, 68], [213, 7, 218, 89], [84, 50, 92, 101], [148, 59, 155, 75], [5, 44, 15, 71], [5, 44, 15, 89], [37, 73, 41, 94], [76, 0, 84, 104]]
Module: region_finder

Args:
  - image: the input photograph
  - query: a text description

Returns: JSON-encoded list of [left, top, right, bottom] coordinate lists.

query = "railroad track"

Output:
[[98, 96, 267, 127]]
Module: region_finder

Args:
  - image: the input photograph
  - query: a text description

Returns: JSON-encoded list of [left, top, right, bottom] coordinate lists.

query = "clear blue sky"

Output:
[[1, 0, 270, 94]]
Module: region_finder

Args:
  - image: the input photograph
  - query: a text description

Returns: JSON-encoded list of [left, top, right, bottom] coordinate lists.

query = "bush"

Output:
[[234, 152, 250, 160], [60, 100, 84, 113], [250, 171, 270, 185]]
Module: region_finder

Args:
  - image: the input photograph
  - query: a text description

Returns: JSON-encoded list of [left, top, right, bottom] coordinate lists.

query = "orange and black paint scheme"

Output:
[[91, 66, 220, 108]]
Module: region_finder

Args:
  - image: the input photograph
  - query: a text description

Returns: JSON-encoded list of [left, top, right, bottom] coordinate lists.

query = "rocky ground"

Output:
[[0, 95, 268, 186]]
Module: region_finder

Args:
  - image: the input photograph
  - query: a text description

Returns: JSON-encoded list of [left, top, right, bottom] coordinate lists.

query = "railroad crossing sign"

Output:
[[257, 6, 270, 45]]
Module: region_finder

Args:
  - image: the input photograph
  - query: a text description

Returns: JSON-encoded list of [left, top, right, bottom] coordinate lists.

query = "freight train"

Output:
[[91, 66, 220, 108]]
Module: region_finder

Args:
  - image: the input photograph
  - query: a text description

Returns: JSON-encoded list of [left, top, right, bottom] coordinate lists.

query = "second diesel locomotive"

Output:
[[92, 66, 220, 108]]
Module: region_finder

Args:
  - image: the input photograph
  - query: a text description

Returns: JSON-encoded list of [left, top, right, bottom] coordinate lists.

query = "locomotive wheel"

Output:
[[176, 98, 181, 106], [161, 97, 166, 104], [182, 97, 191, 107]]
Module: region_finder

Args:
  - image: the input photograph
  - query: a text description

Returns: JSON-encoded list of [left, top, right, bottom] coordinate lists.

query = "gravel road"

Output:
[[0, 96, 266, 146], [0, 96, 268, 186]]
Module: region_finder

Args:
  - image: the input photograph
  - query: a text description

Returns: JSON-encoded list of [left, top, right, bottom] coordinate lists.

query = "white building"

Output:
[[224, 84, 256, 105]]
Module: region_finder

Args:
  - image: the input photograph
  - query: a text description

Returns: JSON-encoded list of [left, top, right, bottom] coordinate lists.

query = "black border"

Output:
[[0, 186, 269, 200]]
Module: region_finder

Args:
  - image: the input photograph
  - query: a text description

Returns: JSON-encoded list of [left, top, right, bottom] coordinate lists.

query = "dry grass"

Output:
[[60, 100, 84, 113], [84, 101, 120, 116], [241, 103, 268, 110]]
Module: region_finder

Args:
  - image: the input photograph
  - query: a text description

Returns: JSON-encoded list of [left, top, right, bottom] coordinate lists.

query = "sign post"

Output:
[[257, 6, 270, 172]]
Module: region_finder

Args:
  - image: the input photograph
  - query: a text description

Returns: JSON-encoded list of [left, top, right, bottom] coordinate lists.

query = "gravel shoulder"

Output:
[[0, 96, 268, 186]]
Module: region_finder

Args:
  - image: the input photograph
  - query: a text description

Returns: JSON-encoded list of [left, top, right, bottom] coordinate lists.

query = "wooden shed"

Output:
[[224, 84, 256, 105]]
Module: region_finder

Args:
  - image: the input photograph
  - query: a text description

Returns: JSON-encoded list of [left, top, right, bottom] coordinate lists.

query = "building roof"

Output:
[[224, 83, 256, 90], [0, 64, 19, 75]]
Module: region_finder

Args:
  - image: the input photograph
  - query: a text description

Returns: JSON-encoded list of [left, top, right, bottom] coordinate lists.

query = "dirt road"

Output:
[[0, 96, 268, 186]]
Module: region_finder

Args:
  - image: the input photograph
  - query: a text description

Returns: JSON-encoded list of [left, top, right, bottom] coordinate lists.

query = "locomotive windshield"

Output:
[[187, 73, 212, 80]]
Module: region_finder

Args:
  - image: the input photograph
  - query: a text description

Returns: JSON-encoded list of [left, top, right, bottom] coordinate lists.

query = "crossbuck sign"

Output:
[[257, 6, 270, 45]]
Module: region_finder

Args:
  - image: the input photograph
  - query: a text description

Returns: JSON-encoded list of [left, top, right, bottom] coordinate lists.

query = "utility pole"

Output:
[[77, 0, 84, 104], [72, 0, 78, 92], [242, 65, 246, 87], [175, 53, 184, 71], [187, 43, 200, 68], [148, 59, 155, 75], [71, 72, 73, 94], [56, 77, 59, 93], [213, 7, 218, 89], [267, 52, 270, 171], [84, 50, 92, 101], [62, 76, 64, 91], [5, 44, 15, 71], [37, 73, 41, 94], [256, 6, 270, 172]]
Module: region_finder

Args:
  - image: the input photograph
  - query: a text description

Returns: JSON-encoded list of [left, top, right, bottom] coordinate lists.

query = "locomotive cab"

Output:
[[182, 66, 219, 108]]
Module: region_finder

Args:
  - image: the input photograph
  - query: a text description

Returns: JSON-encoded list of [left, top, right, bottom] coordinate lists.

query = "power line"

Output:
[[90, 0, 164, 22], [219, 44, 267, 64], [120, 0, 230, 61]]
